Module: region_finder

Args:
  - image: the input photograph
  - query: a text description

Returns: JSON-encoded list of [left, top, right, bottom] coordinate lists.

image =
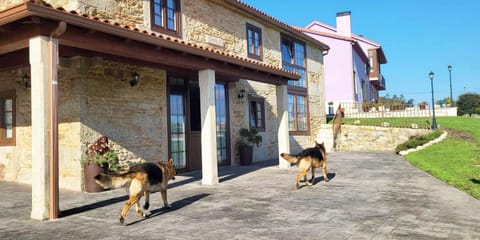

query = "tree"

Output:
[[456, 93, 480, 117]]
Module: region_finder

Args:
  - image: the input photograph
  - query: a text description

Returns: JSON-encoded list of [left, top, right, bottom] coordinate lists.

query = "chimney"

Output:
[[336, 11, 352, 37]]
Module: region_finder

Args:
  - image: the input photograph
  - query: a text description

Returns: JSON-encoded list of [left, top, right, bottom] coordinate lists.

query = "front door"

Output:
[[168, 76, 230, 172]]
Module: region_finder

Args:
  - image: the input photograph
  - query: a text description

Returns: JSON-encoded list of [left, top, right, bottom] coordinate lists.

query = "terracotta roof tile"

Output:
[[23, 0, 298, 78]]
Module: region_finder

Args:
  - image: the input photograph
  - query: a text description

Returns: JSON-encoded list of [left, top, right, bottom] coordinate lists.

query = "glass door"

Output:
[[215, 83, 229, 166], [169, 93, 186, 169]]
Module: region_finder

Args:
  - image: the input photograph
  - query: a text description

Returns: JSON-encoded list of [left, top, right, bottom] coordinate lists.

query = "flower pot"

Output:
[[328, 105, 334, 115], [84, 162, 108, 193], [239, 144, 253, 166]]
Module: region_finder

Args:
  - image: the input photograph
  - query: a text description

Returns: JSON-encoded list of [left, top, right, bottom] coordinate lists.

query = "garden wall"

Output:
[[316, 124, 431, 152]]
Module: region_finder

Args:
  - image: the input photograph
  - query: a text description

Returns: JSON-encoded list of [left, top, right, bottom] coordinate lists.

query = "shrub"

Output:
[[83, 136, 120, 173], [457, 93, 480, 116], [395, 130, 443, 153]]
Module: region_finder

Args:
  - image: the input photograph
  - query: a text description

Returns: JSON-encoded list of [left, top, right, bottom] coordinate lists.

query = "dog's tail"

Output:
[[94, 173, 133, 189], [280, 153, 299, 164]]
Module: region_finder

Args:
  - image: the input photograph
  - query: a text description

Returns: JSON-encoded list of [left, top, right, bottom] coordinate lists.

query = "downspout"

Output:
[[49, 21, 66, 220]]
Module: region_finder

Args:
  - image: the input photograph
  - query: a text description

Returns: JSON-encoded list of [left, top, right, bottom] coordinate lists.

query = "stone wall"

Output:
[[0, 57, 168, 191], [0, 66, 34, 186], [0, 0, 23, 12], [69, 57, 168, 166], [316, 124, 431, 152], [182, 0, 281, 67], [1, 0, 326, 181]]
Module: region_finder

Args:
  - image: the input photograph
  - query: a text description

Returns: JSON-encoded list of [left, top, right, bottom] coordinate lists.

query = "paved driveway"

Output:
[[1, 152, 479, 239]]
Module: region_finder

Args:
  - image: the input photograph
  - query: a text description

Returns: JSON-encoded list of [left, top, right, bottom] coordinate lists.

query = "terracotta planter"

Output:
[[239, 145, 253, 166], [84, 163, 108, 193]]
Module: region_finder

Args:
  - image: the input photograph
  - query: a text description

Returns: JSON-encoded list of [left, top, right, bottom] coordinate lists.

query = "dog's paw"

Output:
[[119, 216, 125, 225], [164, 203, 172, 208], [324, 179, 329, 182], [143, 210, 152, 217], [306, 181, 313, 186], [143, 202, 150, 210]]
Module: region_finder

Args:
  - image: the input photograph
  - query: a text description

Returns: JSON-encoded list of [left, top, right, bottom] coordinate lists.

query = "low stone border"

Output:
[[398, 131, 448, 156]]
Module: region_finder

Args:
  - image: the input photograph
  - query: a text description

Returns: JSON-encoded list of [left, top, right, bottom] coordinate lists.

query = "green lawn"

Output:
[[341, 117, 433, 129], [404, 117, 480, 199], [342, 116, 480, 199]]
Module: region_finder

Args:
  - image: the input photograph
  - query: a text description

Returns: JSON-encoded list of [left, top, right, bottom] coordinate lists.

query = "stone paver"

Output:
[[0, 152, 479, 239]]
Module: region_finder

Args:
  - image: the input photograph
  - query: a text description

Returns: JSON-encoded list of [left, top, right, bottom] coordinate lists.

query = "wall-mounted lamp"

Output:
[[19, 72, 31, 90], [129, 72, 140, 87], [238, 89, 245, 99]]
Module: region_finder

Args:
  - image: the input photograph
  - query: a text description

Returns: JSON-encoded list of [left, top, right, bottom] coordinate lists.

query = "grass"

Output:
[[341, 117, 433, 129], [395, 130, 443, 153], [340, 116, 480, 199], [403, 117, 480, 199]]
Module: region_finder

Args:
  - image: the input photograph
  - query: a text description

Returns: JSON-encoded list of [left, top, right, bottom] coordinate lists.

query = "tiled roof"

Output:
[[2, 0, 299, 79], [224, 0, 329, 51], [295, 26, 354, 42]]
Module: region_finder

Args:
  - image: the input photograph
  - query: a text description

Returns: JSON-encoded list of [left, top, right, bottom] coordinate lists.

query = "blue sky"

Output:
[[242, 0, 480, 104]]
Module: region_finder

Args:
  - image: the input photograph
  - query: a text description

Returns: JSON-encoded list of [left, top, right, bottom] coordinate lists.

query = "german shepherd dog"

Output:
[[94, 159, 176, 224], [280, 142, 328, 189]]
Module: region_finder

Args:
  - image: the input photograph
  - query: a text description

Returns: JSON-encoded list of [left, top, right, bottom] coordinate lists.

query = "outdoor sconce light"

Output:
[[20, 72, 31, 90], [129, 72, 140, 87], [238, 89, 245, 99]]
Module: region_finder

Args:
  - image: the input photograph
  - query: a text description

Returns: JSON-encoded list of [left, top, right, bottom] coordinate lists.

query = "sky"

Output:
[[241, 0, 480, 104]]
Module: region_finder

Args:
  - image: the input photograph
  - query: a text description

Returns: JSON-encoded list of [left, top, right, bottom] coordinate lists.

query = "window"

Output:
[[246, 23, 262, 60], [282, 35, 308, 133], [249, 97, 265, 131], [151, 0, 181, 36], [287, 94, 307, 132], [0, 91, 15, 146], [281, 37, 306, 87]]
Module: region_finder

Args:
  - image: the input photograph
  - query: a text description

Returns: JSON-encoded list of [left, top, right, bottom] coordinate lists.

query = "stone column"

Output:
[[199, 69, 218, 185], [276, 84, 290, 169], [29, 36, 52, 220]]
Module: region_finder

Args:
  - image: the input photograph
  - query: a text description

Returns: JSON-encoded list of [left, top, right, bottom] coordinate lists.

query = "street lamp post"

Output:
[[429, 71, 438, 129], [448, 65, 453, 107]]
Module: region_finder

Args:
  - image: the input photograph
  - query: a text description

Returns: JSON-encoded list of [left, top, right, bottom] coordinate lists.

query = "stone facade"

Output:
[[182, 0, 282, 67], [0, 0, 327, 190], [0, 0, 23, 12], [0, 57, 168, 190], [0, 67, 33, 186]]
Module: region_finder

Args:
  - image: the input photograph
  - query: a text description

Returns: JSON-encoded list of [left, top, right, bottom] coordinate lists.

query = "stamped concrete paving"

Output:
[[0, 151, 479, 240]]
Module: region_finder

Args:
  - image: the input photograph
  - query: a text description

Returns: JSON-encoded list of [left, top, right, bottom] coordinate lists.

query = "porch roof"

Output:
[[0, 1, 299, 85]]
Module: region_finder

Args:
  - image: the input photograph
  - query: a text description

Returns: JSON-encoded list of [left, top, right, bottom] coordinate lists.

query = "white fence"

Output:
[[338, 102, 457, 119]]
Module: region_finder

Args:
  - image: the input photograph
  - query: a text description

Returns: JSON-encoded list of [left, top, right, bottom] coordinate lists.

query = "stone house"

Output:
[[0, 0, 328, 220], [298, 11, 387, 113]]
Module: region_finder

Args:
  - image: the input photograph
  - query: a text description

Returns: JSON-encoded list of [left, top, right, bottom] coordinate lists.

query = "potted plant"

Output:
[[327, 101, 334, 115], [419, 101, 427, 110], [83, 136, 120, 192], [237, 128, 262, 166], [445, 97, 452, 107]]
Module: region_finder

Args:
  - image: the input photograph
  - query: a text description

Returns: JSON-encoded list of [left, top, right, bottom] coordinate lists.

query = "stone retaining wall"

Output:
[[316, 124, 431, 153]]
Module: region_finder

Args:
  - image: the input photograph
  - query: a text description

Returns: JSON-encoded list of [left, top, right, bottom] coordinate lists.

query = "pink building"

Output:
[[299, 11, 387, 113]]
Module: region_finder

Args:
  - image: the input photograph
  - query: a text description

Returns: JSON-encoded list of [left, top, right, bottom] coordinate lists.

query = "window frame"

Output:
[[150, 0, 182, 38], [287, 94, 309, 134], [281, 35, 307, 88], [246, 23, 263, 61], [0, 90, 16, 146], [281, 35, 309, 134], [248, 96, 265, 132]]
